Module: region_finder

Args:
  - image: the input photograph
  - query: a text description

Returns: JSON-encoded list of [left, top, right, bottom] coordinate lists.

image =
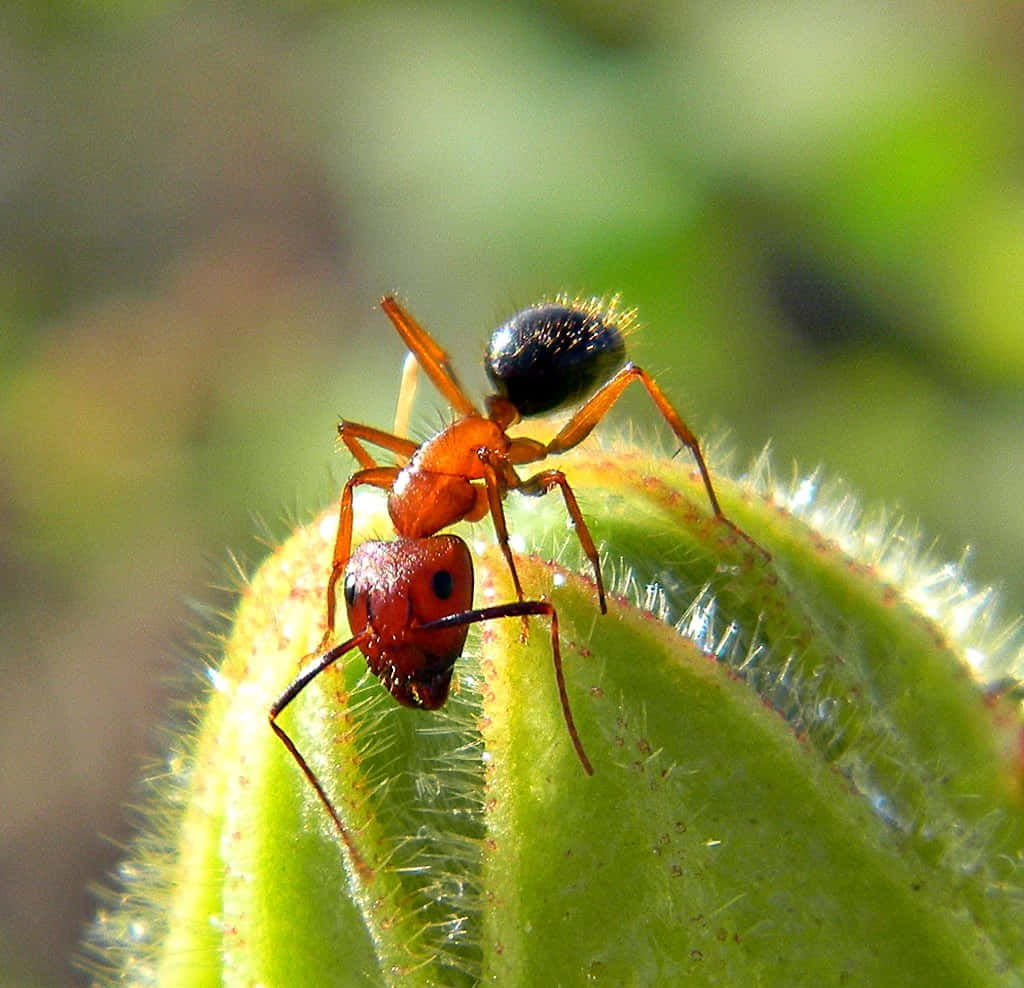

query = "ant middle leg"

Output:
[[380, 296, 479, 419], [515, 469, 607, 614], [391, 352, 420, 454], [475, 465, 527, 611]]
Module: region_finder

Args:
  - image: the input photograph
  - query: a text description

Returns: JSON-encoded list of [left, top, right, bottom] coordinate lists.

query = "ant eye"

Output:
[[431, 568, 454, 600], [343, 573, 358, 607]]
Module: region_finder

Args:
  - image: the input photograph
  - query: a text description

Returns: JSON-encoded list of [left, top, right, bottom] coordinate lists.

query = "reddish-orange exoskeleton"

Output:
[[270, 295, 742, 870]]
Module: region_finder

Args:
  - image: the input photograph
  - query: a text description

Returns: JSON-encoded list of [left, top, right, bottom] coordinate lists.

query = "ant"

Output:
[[270, 294, 745, 870], [323, 295, 736, 636]]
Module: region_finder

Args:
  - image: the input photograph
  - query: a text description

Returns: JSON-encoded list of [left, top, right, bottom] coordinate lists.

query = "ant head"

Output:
[[485, 301, 627, 417], [343, 535, 475, 710]]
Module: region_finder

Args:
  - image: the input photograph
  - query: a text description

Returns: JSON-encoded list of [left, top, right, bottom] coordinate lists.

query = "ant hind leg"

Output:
[[520, 364, 769, 560]]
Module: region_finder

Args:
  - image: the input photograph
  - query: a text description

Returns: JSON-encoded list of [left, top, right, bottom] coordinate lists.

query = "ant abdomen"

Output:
[[485, 303, 626, 417]]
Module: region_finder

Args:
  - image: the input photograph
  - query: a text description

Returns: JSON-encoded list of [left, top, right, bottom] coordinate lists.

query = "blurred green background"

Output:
[[1, 2, 1022, 984]]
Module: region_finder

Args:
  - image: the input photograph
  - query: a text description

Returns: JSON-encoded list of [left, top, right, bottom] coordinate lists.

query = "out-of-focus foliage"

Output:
[[1, 2, 1021, 984]]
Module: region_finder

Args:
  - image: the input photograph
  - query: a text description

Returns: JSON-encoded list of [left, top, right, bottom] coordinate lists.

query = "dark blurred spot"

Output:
[[765, 246, 881, 352]]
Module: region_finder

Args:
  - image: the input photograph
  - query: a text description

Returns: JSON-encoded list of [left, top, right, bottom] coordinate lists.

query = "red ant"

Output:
[[270, 295, 744, 869], [324, 295, 734, 633]]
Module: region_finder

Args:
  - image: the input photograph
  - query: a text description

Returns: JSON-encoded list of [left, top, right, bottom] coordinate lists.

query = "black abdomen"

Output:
[[485, 303, 626, 416]]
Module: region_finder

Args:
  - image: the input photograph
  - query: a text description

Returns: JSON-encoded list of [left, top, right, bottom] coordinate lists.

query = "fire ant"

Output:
[[270, 294, 745, 869]]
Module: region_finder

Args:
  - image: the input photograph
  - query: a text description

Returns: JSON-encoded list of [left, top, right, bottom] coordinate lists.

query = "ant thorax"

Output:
[[388, 417, 510, 538]]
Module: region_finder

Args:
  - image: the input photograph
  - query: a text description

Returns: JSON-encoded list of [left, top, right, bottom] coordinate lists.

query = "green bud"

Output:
[[84, 445, 1023, 986]]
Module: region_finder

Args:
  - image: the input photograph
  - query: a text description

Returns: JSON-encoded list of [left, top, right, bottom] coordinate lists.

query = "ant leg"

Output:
[[338, 420, 419, 471], [325, 466, 399, 636], [515, 469, 606, 614], [269, 633, 374, 879], [391, 353, 419, 457], [505, 434, 548, 467], [548, 362, 733, 511], [380, 296, 479, 419], [472, 461, 532, 639], [542, 363, 726, 518], [420, 600, 593, 775], [541, 365, 768, 557], [477, 462, 525, 604], [475, 470, 529, 644]]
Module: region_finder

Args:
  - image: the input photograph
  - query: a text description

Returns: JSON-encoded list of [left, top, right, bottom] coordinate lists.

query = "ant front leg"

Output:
[[515, 469, 607, 614], [338, 419, 419, 471], [325, 465, 399, 639], [326, 420, 421, 637]]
